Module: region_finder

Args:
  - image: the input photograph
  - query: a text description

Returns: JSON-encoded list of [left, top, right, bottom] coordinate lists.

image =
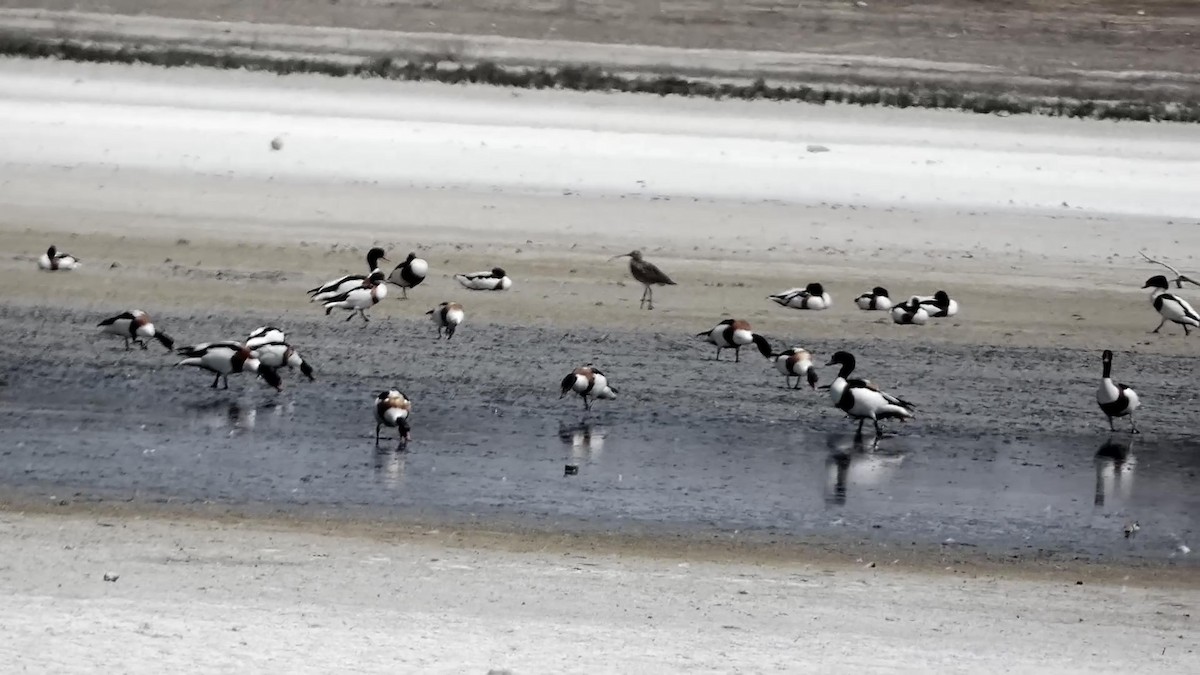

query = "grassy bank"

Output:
[[2, 32, 1198, 123]]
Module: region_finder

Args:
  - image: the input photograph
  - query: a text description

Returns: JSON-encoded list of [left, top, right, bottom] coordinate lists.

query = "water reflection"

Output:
[[185, 399, 295, 434], [823, 432, 906, 506], [558, 420, 607, 464], [1094, 436, 1137, 508], [372, 448, 407, 490]]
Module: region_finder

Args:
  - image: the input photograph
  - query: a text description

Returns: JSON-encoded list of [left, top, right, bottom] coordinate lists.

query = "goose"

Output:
[[245, 326, 286, 351], [249, 340, 315, 382], [323, 270, 388, 323], [560, 364, 617, 411], [97, 310, 174, 351], [1097, 350, 1140, 433], [387, 252, 428, 300], [1143, 274, 1200, 335], [455, 267, 512, 291], [825, 351, 915, 436], [38, 245, 81, 271], [890, 297, 930, 325], [175, 341, 282, 391], [374, 389, 412, 451], [768, 283, 831, 311], [854, 287, 892, 311], [609, 250, 676, 310], [915, 290, 958, 318], [307, 247, 388, 302], [697, 319, 773, 362], [427, 301, 465, 340], [773, 347, 819, 390]]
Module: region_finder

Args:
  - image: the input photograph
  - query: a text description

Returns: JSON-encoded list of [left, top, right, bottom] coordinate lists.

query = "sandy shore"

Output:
[[0, 510, 1196, 673]]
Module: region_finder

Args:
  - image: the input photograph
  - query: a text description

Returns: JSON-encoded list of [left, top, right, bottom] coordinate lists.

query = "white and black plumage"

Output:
[[323, 271, 388, 323], [97, 310, 174, 351], [854, 287, 892, 311], [609, 250, 676, 310], [307, 247, 388, 302], [387, 252, 428, 300], [1097, 350, 1140, 433], [426, 301, 465, 340], [697, 319, 773, 362], [773, 347, 819, 390], [175, 341, 283, 391], [245, 326, 286, 351], [38, 245, 81, 271], [374, 389, 412, 451], [251, 341, 315, 382], [455, 267, 512, 291], [560, 364, 617, 411], [890, 297, 930, 325], [826, 351, 915, 436], [915, 290, 959, 318], [1143, 274, 1200, 335], [768, 283, 831, 311]]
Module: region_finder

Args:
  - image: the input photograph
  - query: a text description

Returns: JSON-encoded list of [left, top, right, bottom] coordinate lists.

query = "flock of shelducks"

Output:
[[35, 242, 1195, 447]]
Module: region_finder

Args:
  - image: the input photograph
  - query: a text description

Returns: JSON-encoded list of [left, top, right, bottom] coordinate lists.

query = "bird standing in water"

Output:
[[610, 250, 675, 310]]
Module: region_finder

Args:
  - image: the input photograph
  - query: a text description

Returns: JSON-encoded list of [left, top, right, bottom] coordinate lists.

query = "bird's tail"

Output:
[[175, 357, 201, 369], [877, 404, 915, 420]]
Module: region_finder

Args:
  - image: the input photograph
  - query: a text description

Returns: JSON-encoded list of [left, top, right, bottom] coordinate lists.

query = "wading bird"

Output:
[[1143, 274, 1200, 335], [387, 252, 428, 299], [374, 389, 412, 451], [38, 245, 81, 271], [97, 310, 174, 351], [455, 267, 512, 291], [1097, 350, 1140, 433], [560, 364, 617, 411], [427, 301, 465, 340], [308, 247, 388, 302], [697, 319, 773, 362], [916, 290, 959, 318], [890, 297, 930, 325], [854, 287, 892, 311], [610, 250, 675, 310], [768, 283, 831, 311], [246, 328, 315, 382], [175, 341, 282, 391], [825, 351, 915, 437], [774, 347, 819, 389], [323, 270, 388, 323]]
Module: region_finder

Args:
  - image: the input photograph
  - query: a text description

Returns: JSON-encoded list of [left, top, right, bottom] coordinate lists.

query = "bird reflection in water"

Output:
[[372, 448, 407, 489], [187, 398, 295, 435], [823, 432, 906, 506], [558, 420, 607, 467], [1094, 436, 1136, 508]]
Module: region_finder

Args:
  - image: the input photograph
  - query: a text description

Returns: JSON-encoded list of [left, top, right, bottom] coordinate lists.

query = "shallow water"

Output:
[[2, 390, 1195, 565]]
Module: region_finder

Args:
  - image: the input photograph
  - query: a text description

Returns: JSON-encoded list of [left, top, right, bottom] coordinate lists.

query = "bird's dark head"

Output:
[[299, 360, 315, 381], [806, 282, 825, 295], [934, 290, 951, 304], [367, 247, 389, 264], [258, 365, 283, 392], [405, 252, 418, 262], [46, 245, 57, 257], [826, 351, 855, 369], [491, 267, 507, 277], [1143, 275, 1169, 290], [872, 287, 889, 297], [1102, 349, 1113, 363]]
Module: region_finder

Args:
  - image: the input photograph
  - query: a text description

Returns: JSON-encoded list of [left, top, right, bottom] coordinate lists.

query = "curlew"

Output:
[[610, 250, 675, 310]]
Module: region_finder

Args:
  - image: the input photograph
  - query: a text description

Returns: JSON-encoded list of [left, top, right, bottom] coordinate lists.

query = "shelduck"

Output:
[[560, 364, 617, 411], [175, 341, 282, 391], [323, 270, 388, 323], [374, 389, 413, 451], [773, 347, 819, 390], [38, 245, 81, 271], [387, 252, 428, 300], [249, 339, 315, 382], [854, 287, 892, 311], [308, 247, 388, 303], [890, 297, 930, 325], [1143, 275, 1200, 335], [826, 351, 915, 436], [697, 319, 773, 362], [768, 283, 831, 311], [97, 310, 174, 351], [1097, 350, 1140, 433], [455, 267, 512, 291], [427, 301, 465, 340], [915, 290, 959, 318]]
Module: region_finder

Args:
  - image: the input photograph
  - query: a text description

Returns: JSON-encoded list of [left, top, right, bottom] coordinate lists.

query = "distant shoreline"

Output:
[[1, 9, 1197, 123]]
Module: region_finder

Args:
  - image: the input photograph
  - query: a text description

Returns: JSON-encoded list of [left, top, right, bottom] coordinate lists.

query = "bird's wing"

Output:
[[98, 311, 136, 326]]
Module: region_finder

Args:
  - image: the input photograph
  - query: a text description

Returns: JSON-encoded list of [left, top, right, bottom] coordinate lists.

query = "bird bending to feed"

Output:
[[768, 283, 831, 311], [774, 347, 819, 390], [97, 310, 174, 351], [38, 245, 81, 271], [1097, 350, 1140, 433], [307, 247, 388, 302], [1143, 275, 1200, 335], [1140, 251, 1200, 289], [609, 250, 675, 310], [697, 319, 773, 362], [245, 327, 315, 382], [891, 297, 929, 325], [245, 326, 286, 351], [855, 287, 892, 311], [560, 364, 617, 411], [915, 290, 958, 318], [323, 270, 388, 323], [175, 341, 283, 391], [427, 301, 464, 340], [387, 252, 428, 299], [374, 390, 413, 451], [455, 267, 512, 291], [826, 351, 915, 436]]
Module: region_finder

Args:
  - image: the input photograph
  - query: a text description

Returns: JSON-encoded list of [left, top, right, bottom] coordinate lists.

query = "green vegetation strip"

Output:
[[3, 34, 1198, 123]]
